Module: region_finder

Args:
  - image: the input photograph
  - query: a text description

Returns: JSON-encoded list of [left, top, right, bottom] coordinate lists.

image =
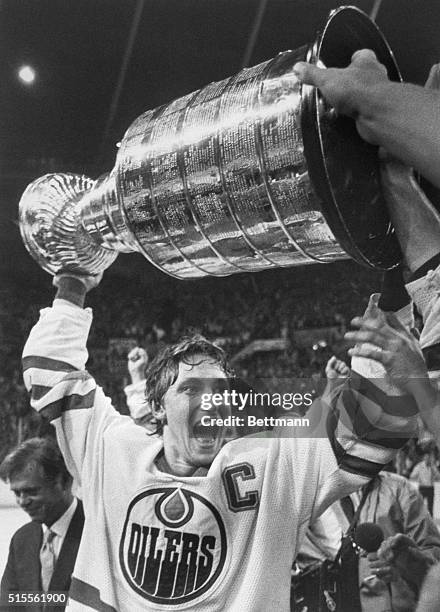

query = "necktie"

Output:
[[339, 496, 362, 612], [340, 494, 355, 522], [40, 529, 56, 592]]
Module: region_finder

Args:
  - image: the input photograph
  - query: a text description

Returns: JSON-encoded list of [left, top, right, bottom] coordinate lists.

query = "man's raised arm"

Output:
[[22, 273, 126, 487]]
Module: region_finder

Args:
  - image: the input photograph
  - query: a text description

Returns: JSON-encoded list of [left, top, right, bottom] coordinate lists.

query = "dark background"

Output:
[[1, 0, 440, 281]]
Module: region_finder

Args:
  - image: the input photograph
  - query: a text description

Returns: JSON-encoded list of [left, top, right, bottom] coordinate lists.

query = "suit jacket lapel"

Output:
[[15, 523, 44, 612], [49, 501, 84, 592], [23, 523, 43, 592]]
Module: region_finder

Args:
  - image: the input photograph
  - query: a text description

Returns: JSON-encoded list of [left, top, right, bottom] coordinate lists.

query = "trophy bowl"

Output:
[[19, 6, 401, 279]]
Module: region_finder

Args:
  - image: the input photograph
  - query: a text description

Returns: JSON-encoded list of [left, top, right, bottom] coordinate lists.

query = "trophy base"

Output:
[[302, 5, 402, 270]]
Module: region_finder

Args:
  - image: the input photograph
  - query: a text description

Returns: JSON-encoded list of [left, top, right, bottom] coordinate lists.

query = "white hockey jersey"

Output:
[[22, 299, 418, 612]]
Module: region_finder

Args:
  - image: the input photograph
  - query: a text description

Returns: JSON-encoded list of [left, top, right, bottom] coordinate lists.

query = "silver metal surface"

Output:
[[19, 173, 119, 275], [18, 7, 400, 279]]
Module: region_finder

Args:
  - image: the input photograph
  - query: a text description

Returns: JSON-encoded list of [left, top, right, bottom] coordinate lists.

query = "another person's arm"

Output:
[[124, 346, 153, 425], [416, 563, 440, 612], [375, 476, 440, 588], [127, 346, 148, 386], [362, 476, 440, 599], [293, 51, 440, 188], [303, 295, 419, 519], [409, 463, 421, 482], [345, 288, 440, 446], [401, 480, 440, 561], [376, 534, 437, 592], [322, 355, 350, 400]]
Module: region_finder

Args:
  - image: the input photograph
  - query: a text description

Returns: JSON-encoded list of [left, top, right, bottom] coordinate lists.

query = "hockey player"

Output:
[[21, 271, 419, 612]]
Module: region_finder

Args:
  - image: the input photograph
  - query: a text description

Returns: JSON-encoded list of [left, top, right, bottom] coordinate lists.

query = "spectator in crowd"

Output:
[[410, 452, 440, 514], [296, 471, 440, 612], [395, 446, 416, 480], [294, 357, 440, 612], [0, 438, 84, 612]]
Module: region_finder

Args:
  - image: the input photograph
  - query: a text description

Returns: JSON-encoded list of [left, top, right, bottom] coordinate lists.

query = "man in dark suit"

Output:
[[0, 437, 84, 611]]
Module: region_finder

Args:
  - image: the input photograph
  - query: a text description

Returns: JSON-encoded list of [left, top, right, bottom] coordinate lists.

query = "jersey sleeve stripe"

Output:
[[337, 453, 383, 478], [30, 372, 96, 414], [23, 368, 75, 393], [22, 355, 78, 373], [31, 384, 56, 401], [335, 418, 402, 464], [326, 404, 403, 479], [349, 371, 418, 417], [40, 389, 96, 421], [70, 578, 118, 612], [338, 387, 416, 444]]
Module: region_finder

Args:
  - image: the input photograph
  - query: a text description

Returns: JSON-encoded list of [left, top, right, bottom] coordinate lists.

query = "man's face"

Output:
[[161, 354, 230, 475], [9, 462, 70, 526]]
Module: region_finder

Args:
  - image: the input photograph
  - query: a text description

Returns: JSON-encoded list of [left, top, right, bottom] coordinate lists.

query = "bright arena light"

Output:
[[18, 65, 36, 84]]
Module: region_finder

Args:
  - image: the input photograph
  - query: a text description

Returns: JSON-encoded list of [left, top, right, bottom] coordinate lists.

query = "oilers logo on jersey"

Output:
[[119, 487, 227, 605]]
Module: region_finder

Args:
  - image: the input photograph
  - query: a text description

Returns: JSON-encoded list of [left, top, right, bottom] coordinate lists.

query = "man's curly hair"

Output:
[[144, 335, 234, 432]]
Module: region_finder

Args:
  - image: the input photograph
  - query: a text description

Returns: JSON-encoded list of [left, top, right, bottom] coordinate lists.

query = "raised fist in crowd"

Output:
[[127, 347, 148, 385]]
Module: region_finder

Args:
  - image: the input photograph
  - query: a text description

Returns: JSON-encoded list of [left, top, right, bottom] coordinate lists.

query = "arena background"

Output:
[[2, 0, 440, 574]]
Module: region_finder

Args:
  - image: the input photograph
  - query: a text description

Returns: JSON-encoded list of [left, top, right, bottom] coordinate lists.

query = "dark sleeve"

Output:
[[0, 540, 19, 609], [400, 480, 440, 561], [378, 266, 410, 312]]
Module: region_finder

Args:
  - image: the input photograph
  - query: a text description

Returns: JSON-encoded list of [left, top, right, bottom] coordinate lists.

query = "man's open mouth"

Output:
[[192, 421, 220, 444]]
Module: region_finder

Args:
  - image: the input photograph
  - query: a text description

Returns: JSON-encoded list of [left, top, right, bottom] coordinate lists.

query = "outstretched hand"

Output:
[[293, 49, 389, 143], [344, 296, 428, 388], [366, 551, 398, 584], [377, 534, 434, 590]]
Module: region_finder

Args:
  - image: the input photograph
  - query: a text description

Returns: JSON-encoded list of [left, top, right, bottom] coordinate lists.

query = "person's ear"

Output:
[[153, 403, 166, 423], [54, 473, 67, 492]]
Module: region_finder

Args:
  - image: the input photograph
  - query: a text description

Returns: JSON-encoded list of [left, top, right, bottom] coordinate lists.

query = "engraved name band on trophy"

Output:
[[18, 6, 402, 280]]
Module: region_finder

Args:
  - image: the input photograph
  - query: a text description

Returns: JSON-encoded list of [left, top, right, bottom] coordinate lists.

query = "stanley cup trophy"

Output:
[[18, 7, 402, 280]]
